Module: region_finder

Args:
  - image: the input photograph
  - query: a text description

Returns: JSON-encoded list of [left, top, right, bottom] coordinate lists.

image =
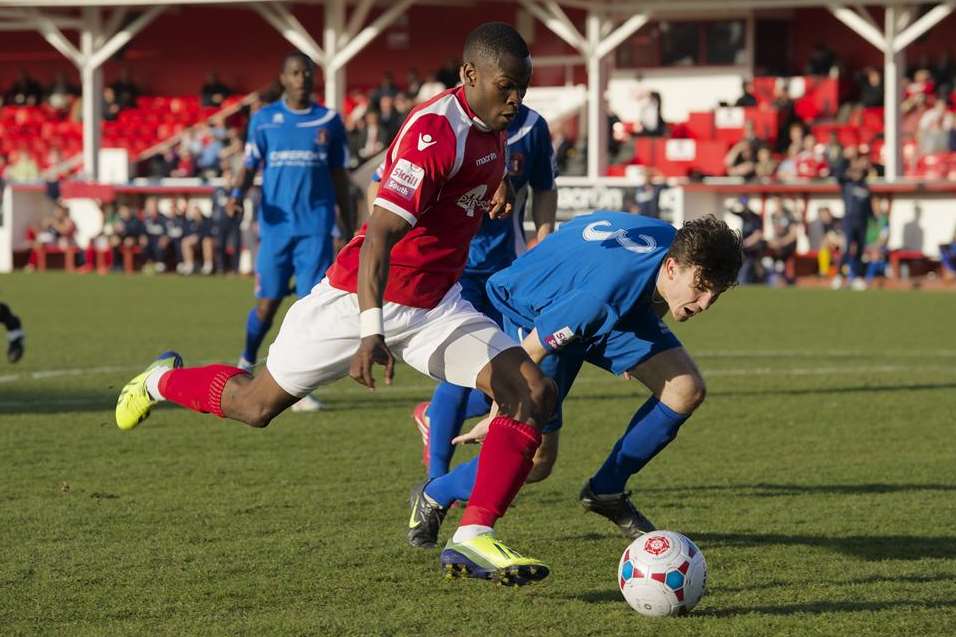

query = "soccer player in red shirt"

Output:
[[116, 23, 556, 586]]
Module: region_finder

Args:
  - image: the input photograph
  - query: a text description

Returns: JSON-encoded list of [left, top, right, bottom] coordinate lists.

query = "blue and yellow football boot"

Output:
[[440, 533, 550, 586], [115, 351, 183, 431]]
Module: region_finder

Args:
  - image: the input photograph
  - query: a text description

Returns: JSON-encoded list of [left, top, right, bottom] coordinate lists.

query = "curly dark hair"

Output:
[[666, 215, 743, 293]]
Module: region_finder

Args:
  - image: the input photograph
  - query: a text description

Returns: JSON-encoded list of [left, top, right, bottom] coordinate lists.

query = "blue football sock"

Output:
[[427, 382, 471, 479], [589, 397, 688, 495], [464, 389, 492, 419], [242, 308, 273, 364], [425, 457, 478, 508]]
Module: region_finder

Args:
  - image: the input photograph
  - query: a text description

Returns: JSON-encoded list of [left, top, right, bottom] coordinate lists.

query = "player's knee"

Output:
[[669, 373, 707, 414]]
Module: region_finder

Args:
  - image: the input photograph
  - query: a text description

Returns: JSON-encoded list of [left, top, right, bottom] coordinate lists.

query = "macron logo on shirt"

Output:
[[417, 133, 438, 151]]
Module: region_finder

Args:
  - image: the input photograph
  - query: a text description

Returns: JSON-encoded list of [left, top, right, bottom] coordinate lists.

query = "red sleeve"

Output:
[[373, 113, 456, 227]]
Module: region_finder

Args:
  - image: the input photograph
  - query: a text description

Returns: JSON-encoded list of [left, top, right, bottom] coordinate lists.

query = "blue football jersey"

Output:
[[244, 99, 348, 239], [487, 211, 675, 353], [465, 105, 556, 276]]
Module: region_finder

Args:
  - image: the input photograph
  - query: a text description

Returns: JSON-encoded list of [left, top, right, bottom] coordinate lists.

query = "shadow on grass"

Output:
[[0, 388, 116, 414], [640, 482, 956, 496], [696, 598, 956, 617], [690, 531, 956, 561]]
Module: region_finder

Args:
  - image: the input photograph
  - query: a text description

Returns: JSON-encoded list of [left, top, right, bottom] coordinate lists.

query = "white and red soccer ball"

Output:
[[617, 530, 707, 617]]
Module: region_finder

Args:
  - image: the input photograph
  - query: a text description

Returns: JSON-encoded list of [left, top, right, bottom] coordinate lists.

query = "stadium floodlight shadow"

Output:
[[696, 598, 956, 618], [687, 531, 956, 561]]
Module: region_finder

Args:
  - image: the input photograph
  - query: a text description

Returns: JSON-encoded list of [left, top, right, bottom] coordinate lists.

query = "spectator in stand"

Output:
[[3, 150, 40, 183], [633, 89, 665, 137], [84, 202, 120, 271], [196, 120, 227, 178], [859, 67, 884, 108], [47, 72, 79, 115], [436, 57, 460, 88], [167, 198, 189, 273], [834, 152, 874, 290], [219, 127, 244, 175], [809, 206, 843, 276], [630, 176, 667, 218], [4, 69, 43, 106], [180, 203, 214, 275], [102, 87, 121, 122], [170, 143, 196, 178], [405, 68, 422, 98], [754, 146, 778, 180], [864, 198, 891, 284], [784, 121, 805, 155], [729, 196, 765, 284], [933, 51, 955, 99], [917, 99, 949, 155], [941, 227, 956, 281], [776, 145, 799, 180], [370, 71, 399, 105], [141, 197, 170, 273], [110, 67, 140, 110], [394, 91, 412, 123], [355, 108, 387, 161], [773, 80, 802, 153], [806, 42, 837, 76], [824, 132, 845, 175], [416, 70, 446, 104], [29, 201, 77, 269], [765, 200, 799, 285], [113, 204, 145, 270], [725, 139, 757, 180], [212, 176, 243, 274], [795, 134, 829, 179], [377, 94, 401, 145], [735, 80, 758, 107], [201, 72, 233, 107], [903, 69, 934, 113], [553, 120, 577, 175]]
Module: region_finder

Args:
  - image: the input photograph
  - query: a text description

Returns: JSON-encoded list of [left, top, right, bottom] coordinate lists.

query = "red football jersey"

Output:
[[327, 86, 506, 308]]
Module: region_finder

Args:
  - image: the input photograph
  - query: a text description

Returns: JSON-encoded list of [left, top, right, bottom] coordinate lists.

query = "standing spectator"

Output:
[[806, 42, 837, 76], [436, 57, 460, 88], [864, 198, 890, 284], [167, 198, 189, 273], [809, 206, 843, 276], [416, 71, 446, 104], [730, 197, 765, 283], [4, 69, 43, 106], [212, 177, 243, 274], [765, 200, 798, 285], [859, 67, 884, 108], [355, 108, 386, 161], [201, 72, 232, 107], [773, 81, 802, 153], [180, 203, 214, 275], [110, 67, 140, 109], [102, 87, 121, 122], [735, 80, 758, 107], [833, 153, 874, 290], [141, 197, 170, 273], [377, 94, 401, 145]]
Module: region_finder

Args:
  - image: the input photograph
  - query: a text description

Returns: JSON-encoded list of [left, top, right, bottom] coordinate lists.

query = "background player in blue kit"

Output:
[[403, 103, 558, 480], [407, 212, 742, 548], [0, 302, 25, 363], [230, 52, 355, 410]]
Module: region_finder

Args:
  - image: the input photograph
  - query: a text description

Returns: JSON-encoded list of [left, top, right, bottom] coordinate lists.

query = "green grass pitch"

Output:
[[1, 272, 955, 636]]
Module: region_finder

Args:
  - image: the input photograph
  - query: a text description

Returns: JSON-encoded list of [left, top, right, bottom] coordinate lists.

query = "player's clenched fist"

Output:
[[349, 335, 395, 390]]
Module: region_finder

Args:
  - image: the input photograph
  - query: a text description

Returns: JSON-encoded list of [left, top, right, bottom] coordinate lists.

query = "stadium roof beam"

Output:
[[252, 0, 415, 110], [828, 1, 954, 181], [521, 1, 649, 179]]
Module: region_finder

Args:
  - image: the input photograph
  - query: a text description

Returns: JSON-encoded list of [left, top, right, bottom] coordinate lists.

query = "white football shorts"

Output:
[[266, 278, 520, 397]]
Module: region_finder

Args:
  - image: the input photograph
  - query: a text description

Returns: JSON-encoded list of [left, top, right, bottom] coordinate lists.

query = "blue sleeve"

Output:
[[243, 112, 265, 170], [528, 117, 557, 191], [328, 113, 348, 170], [533, 290, 619, 353]]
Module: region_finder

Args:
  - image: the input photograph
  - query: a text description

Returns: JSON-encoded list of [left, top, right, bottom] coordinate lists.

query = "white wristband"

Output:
[[360, 308, 385, 338]]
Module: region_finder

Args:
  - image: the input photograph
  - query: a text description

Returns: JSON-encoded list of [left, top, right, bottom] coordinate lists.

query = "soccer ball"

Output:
[[617, 530, 707, 617]]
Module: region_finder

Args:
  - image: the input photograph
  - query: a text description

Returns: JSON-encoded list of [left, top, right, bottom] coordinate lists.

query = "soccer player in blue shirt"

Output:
[[404, 104, 557, 480], [230, 53, 354, 410], [407, 212, 742, 547]]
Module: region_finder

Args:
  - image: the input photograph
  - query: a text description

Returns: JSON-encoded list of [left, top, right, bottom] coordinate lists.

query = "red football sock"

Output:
[[460, 415, 542, 528], [158, 365, 248, 418]]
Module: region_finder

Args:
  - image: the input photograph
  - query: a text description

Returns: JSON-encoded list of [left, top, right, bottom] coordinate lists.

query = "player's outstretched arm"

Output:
[[348, 207, 412, 390]]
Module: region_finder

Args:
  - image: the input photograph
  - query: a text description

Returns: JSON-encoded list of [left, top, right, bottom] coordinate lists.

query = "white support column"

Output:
[[519, 0, 587, 51], [893, 2, 955, 54], [586, 11, 607, 179], [80, 7, 102, 181], [330, 0, 415, 69], [828, 4, 887, 51], [88, 5, 164, 70], [252, 3, 325, 65], [884, 5, 903, 182], [324, 0, 346, 110]]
